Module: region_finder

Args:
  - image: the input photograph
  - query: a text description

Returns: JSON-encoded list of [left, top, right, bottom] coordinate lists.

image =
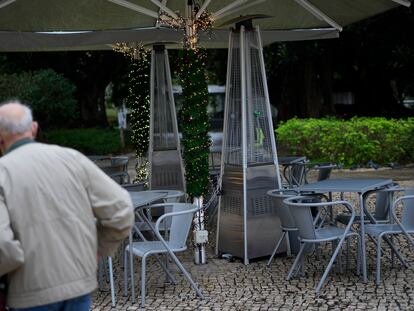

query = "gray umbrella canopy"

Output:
[[0, 0, 410, 50]]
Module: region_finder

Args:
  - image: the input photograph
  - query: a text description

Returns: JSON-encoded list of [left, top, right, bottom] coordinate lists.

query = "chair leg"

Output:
[[154, 254, 177, 285], [383, 235, 408, 268], [356, 235, 361, 276], [391, 235, 395, 268], [315, 237, 347, 293], [108, 256, 116, 307], [130, 248, 136, 304], [98, 257, 104, 290], [346, 238, 350, 271], [332, 240, 343, 274], [141, 254, 148, 307], [286, 231, 292, 256], [287, 242, 306, 281], [168, 250, 204, 299], [123, 249, 129, 297], [120, 239, 125, 269], [267, 231, 286, 266], [376, 235, 383, 286]]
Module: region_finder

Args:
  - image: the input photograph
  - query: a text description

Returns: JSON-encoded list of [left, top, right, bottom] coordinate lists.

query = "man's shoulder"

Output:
[[1, 142, 86, 165]]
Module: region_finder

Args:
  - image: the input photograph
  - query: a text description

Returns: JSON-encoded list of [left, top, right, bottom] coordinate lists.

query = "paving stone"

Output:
[[90, 176, 414, 310]]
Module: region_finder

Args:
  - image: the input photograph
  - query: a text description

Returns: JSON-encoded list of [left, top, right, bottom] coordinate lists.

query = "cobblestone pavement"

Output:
[[92, 168, 414, 310]]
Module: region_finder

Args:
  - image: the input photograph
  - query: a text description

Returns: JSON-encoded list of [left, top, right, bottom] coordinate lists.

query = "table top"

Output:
[[128, 191, 168, 208], [295, 178, 394, 194]]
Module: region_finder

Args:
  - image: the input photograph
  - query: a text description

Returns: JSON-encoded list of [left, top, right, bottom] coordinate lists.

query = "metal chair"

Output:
[[101, 156, 130, 184], [365, 191, 414, 285], [282, 162, 307, 187], [123, 203, 204, 306], [266, 189, 299, 265], [122, 182, 146, 192], [336, 186, 403, 226], [284, 196, 360, 293], [97, 256, 116, 307]]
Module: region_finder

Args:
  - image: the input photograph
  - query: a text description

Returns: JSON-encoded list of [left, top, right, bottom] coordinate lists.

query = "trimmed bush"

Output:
[[0, 69, 78, 128], [276, 117, 414, 166], [43, 128, 132, 155]]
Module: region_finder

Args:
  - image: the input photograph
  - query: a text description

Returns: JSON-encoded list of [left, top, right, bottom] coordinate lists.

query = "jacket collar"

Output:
[[5, 138, 34, 155]]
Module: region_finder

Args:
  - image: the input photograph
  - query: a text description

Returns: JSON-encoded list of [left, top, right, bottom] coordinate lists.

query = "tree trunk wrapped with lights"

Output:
[[115, 43, 151, 182], [178, 48, 210, 198]]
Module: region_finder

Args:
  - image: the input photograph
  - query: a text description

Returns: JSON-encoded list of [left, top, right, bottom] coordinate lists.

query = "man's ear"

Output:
[[31, 122, 38, 138]]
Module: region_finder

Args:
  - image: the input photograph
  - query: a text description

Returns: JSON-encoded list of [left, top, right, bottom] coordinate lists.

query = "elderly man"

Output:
[[0, 100, 134, 310]]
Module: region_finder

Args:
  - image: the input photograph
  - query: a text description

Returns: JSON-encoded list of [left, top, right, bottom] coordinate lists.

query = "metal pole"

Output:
[[164, 47, 187, 194], [193, 197, 207, 264], [240, 26, 249, 265], [148, 48, 155, 189], [256, 26, 283, 189], [215, 30, 234, 255]]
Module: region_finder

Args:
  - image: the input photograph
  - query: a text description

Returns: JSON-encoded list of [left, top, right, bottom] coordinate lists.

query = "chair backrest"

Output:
[[111, 156, 129, 170], [373, 190, 391, 221], [284, 196, 316, 240], [267, 189, 297, 229], [290, 163, 307, 186], [122, 183, 146, 192], [161, 203, 198, 249], [317, 166, 333, 182], [401, 189, 414, 228]]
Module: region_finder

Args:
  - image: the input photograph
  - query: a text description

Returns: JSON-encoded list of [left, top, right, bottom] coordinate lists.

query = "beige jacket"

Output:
[[0, 142, 134, 308]]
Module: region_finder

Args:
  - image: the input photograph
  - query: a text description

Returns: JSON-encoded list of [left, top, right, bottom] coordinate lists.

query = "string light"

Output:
[[113, 42, 147, 60], [178, 48, 211, 197], [114, 43, 151, 184], [157, 10, 214, 48]]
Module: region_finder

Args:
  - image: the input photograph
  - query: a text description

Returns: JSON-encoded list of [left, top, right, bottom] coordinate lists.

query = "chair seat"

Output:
[[336, 213, 388, 225], [281, 225, 298, 232], [301, 226, 355, 242], [136, 221, 168, 232], [365, 224, 414, 236], [125, 241, 187, 257]]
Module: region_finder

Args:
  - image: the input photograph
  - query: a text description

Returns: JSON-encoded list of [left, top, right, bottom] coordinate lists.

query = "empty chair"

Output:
[[307, 163, 339, 183], [284, 196, 360, 293], [100, 156, 130, 184], [266, 189, 298, 265], [336, 186, 403, 226], [365, 191, 414, 285], [144, 190, 186, 218], [122, 182, 146, 192], [283, 162, 307, 187], [123, 203, 204, 306]]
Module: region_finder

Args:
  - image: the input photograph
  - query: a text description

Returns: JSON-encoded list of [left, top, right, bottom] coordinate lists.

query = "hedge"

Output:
[[43, 128, 132, 155], [276, 117, 414, 166]]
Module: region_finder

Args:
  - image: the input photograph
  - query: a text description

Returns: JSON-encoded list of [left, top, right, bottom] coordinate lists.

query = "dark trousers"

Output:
[[9, 294, 91, 311]]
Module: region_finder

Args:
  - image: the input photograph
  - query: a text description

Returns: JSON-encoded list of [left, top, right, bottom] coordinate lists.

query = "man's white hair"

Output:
[[0, 100, 33, 134]]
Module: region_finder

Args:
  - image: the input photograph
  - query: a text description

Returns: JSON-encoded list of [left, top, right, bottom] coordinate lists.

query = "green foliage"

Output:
[[276, 117, 414, 166], [0, 69, 78, 128], [44, 128, 129, 155], [126, 51, 151, 158], [179, 49, 211, 198]]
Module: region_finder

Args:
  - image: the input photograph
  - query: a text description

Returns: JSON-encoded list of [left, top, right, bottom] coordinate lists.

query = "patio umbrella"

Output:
[[0, 0, 410, 51]]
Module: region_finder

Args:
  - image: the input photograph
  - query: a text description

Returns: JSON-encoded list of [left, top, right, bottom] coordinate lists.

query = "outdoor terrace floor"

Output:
[[92, 166, 414, 310]]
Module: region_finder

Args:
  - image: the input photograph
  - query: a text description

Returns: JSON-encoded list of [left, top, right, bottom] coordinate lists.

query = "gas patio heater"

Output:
[[216, 22, 283, 265], [148, 44, 186, 193]]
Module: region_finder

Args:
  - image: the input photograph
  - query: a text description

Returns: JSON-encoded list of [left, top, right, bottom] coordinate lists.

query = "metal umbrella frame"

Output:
[[0, 0, 410, 50]]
